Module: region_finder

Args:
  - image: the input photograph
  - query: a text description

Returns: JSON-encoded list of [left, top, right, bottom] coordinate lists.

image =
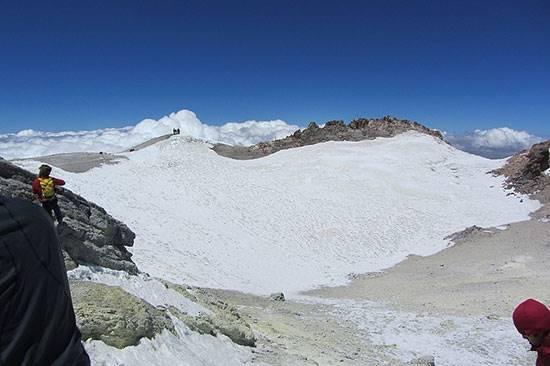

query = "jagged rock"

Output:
[[0, 158, 138, 273], [212, 116, 444, 160], [164, 283, 256, 347], [307, 122, 319, 130], [492, 140, 550, 203], [270, 292, 286, 302], [444, 225, 490, 243], [71, 281, 174, 349], [325, 120, 346, 128]]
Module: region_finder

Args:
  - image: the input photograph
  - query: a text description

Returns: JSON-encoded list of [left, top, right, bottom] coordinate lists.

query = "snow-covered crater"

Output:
[[50, 132, 539, 295]]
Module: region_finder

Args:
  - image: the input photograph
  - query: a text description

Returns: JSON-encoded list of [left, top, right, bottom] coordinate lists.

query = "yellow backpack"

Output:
[[38, 177, 55, 199]]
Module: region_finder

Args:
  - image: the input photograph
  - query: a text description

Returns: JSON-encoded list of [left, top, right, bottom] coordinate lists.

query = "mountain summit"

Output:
[[213, 115, 443, 159]]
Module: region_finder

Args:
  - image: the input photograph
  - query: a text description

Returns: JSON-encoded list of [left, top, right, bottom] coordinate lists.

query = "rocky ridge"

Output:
[[213, 115, 444, 159], [0, 157, 138, 273], [492, 140, 550, 203]]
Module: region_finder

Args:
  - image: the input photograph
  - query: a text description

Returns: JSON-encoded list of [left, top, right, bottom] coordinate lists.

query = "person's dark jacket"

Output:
[[0, 196, 89, 365]]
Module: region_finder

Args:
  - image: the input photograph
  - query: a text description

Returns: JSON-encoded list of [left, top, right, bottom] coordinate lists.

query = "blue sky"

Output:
[[0, 0, 548, 136]]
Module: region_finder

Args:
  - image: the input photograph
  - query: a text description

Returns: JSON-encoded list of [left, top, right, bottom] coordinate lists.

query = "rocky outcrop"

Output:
[[71, 281, 174, 348], [443, 225, 492, 244], [212, 116, 444, 159], [165, 283, 256, 347], [269, 292, 286, 302], [492, 140, 550, 203], [0, 157, 138, 273]]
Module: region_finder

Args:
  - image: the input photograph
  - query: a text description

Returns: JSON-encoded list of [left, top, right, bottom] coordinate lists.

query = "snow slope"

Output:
[[26, 132, 538, 295]]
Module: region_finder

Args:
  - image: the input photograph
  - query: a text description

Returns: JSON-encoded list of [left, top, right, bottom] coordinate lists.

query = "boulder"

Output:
[[71, 281, 174, 348], [0, 158, 138, 273]]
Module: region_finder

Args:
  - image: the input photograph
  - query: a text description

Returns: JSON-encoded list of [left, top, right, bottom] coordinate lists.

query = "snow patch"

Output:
[[86, 318, 258, 366], [69, 266, 209, 316]]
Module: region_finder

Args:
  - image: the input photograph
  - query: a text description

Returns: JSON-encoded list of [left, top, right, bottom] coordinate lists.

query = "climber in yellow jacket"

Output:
[[32, 164, 65, 223]]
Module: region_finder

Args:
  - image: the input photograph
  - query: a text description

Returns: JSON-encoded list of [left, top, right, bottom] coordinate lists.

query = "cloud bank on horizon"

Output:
[[0, 109, 545, 160], [0, 110, 300, 160], [445, 127, 545, 159]]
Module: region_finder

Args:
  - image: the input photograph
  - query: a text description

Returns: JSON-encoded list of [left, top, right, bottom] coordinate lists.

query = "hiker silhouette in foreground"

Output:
[[0, 195, 90, 365], [513, 298, 550, 365], [32, 164, 65, 223]]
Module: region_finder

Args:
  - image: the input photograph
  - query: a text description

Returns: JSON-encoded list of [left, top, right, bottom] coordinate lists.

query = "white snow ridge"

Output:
[[62, 132, 538, 295]]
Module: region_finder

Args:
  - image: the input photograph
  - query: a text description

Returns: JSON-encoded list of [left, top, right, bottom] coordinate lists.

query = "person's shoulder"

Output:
[[1, 195, 48, 219], [1, 195, 38, 210]]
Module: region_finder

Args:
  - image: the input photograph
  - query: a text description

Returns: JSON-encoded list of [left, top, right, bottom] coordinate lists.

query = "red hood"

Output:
[[513, 299, 550, 335]]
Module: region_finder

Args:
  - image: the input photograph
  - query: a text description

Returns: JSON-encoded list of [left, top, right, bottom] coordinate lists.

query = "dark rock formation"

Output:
[[492, 140, 550, 203], [269, 292, 286, 302], [212, 115, 444, 160], [0, 157, 138, 273]]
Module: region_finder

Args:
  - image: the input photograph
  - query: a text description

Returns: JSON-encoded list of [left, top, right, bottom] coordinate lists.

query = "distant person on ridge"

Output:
[[32, 164, 65, 223], [513, 298, 550, 365]]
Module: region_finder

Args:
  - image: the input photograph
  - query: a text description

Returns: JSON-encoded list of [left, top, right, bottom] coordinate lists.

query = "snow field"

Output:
[[58, 132, 539, 295]]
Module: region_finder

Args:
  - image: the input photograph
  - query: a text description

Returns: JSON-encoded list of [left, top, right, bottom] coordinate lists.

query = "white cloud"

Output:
[[0, 109, 300, 159], [446, 127, 545, 159]]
